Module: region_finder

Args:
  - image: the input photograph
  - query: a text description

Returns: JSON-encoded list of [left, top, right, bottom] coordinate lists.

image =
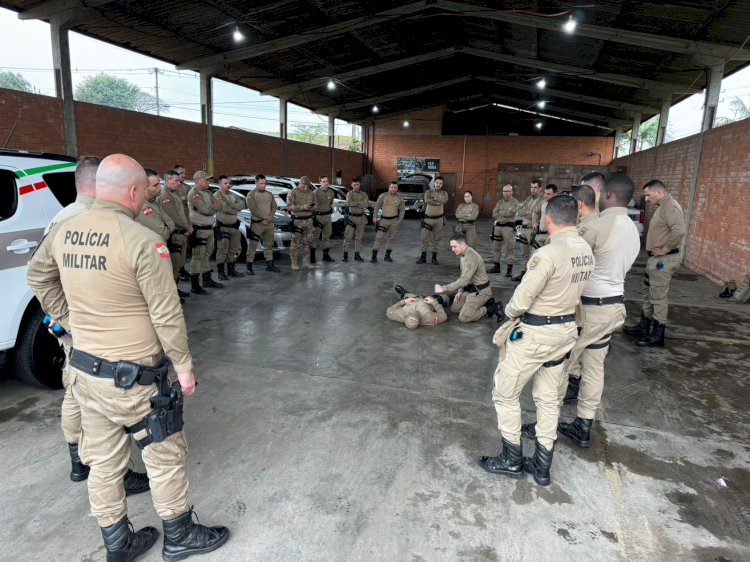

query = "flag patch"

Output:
[[155, 242, 170, 258], [142, 207, 154, 216]]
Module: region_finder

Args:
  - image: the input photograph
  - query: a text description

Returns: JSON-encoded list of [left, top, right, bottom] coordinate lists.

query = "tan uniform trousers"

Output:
[[291, 217, 314, 264], [492, 322, 577, 449], [420, 216, 444, 252], [189, 227, 214, 275], [454, 223, 477, 248], [559, 303, 626, 419], [169, 233, 187, 280], [343, 215, 366, 252], [311, 214, 333, 250], [643, 253, 680, 323], [72, 369, 189, 526], [519, 226, 532, 263], [373, 217, 401, 251], [493, 226, 516, 265], [60, 337, 80, 443], [449, 287, 492, 323], [216, 225, 241, 265], [248, 221, 275, 263]]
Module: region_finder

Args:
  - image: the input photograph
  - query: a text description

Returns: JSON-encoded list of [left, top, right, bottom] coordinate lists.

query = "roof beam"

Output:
[[261, 47, 458, 97], [487, 96, 614, 126], [19, 0, 113, 20], [437, 0, 750, 60], [176, 1, 429, 70]]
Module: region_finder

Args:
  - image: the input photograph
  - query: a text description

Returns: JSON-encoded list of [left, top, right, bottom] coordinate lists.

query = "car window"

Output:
[[43, 171, 77, 207], [0, 169, 18, 221]]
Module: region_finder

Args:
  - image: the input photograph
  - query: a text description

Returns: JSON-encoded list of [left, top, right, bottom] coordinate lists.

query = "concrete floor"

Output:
[[1, 218, 749, 562]]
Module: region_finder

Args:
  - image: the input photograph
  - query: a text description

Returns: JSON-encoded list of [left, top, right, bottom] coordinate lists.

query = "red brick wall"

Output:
[[0, 89, 364, 182], [613, 118, 750, 285]]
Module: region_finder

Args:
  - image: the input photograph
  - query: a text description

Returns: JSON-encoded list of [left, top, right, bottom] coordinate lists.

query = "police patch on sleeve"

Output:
[[529, 256, 541, 270], [154, 242, 171, 258], [142, 207, 154, 216]]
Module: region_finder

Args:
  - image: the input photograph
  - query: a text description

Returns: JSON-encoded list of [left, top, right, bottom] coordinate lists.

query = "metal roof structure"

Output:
[[6, 0, 750, 135]]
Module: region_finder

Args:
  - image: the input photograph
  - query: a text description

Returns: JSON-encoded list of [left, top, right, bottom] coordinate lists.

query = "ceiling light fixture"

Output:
[[537, 78, 546, 89], [233, 27, 244, 42], [327, 79, 336, 91], [563, 16, 577, 33], [403, 120, 410, 128], [372, 105, 379, 113], [537, 101, 546, 109], [535, 122, 543, 130]]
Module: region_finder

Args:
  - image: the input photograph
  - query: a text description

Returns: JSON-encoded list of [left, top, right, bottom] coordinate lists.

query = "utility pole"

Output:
[[154, 67, 160, 116]]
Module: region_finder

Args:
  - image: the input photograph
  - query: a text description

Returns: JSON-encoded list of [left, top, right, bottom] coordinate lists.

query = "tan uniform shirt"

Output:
[[26, 200, 192, 372], [576, 211, 599, 239], [287, 188, 316, 217], [492, 197, 519, 224], [455, 202, 479, 222], [44, 194, 95, 235], [188, 186, 221, 227], [445, 247, 490, 292], [346, 190, 369, 214], [390, 299, 448, 325], [313, 186, 336, 213], [136, 197, 174, 241], [518, 194, 543, 226], [646, 195, 685, 252], [505, 227, 595, 318], [159, 187, 191, 231], [424, 189, 449, 217], [177, 181, 191, 224], [534, 201, 550, 232], [375, 192, 405, 220], [215, 189, 245, 225], [246, 189, 277, 220]]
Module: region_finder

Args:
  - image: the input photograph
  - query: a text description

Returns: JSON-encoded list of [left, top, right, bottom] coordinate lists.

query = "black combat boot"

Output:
[[431, 252, 439, 265], [161, 509, 230, 562], [322, 249, 335, 262], [100, 516, 158, 562], [484, 299, 504, 322], [178, 268, 190, 282], [623, 315, 651, 338], [190, 275, 207, 295], [394, 285, 407, 299], [479, 438, 524, 479], [246, 262, 255, 275], [227, 262, 243, 277], [511, 270, 526, 282], [384, 250, 393, 262], [489, 262, 502, 274], [558, 417, 593, 448], [636, 320, 665, 347], [521, 422, 536, 439], [202, 272, 223, 288], [123, 468, 150, 497], [266, 261, 280, 272], [177, 288, 190, 298], [562, 376, 581, 404], [310, 249, 317, 264], [354, 252, 365, 262], [506, 264, 513, 277], [342, 252, 349, 262], [68, 442, 89, 482], [217, 264, 228, 281], [371, 250, 378, 263], [524, 440, 555, 486], [416, 252, 427, 264]]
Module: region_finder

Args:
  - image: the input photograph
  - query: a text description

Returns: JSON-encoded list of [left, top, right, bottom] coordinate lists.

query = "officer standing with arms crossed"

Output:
[[490, 184, 518, 277], [311, 174, 336, 263], [480, 195, 594, 486], [188, 171, 223, 293], [27, 154, 229, 561], [214, 175, 246, 280], [532, 184, 558, 246], [371, 181, 405, 263], [342, 177, 369, 262], [287, 175, 317, 270], [245, 173, 281, 274], [159, 170, 193, 299], [417, 175, 449, 265], [624, 179, 686, 347], [512, 179, 544, 281], [136, 169, 174, 242], [173, 164, 193, 282], [453, 191, 480, 248]]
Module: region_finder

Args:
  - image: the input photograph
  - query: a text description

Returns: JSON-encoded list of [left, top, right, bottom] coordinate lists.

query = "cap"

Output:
[[299, 175, 312, 187], [193, 170, 212, 180], [404, 316, 419, 329]]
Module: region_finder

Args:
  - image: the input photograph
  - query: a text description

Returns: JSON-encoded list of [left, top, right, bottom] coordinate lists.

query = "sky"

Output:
[[0, 6, 748, 142]]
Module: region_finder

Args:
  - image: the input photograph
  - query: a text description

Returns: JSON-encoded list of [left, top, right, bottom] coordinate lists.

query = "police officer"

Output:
[[371, 181, 405, 263], [532, 184, 558, 246], [159, 170, 193, 299], [417, 175, 449, 264], [453, 191, 480, 248], [27, 154, 229, 561], [311, 174, 336, 263], [524, 176, 640, 449], [245, 173, 281, 274], [624, 179, 686, 347], [342, 177, 369, 262], [386, 293, 448, 328], [434, 233, 502, 323], [490, 183, 518, 277], [287, 175, 317, 270], [136, 169, 174, 242], [172, 164, 192, 282], [188, 170, 223, 293], [480, 194, 594, 486], [580, 171, 606, 208], [214, 175, 246, 280], [512, 179, 544, 281]]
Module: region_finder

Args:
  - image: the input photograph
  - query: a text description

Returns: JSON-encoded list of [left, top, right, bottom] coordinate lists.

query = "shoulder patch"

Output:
[[191, 193, 201, 199], [529, 256, 541, 270], [142, 207, 154, 216], [162, 198, 170, 203], [154, 242, 170, 258]]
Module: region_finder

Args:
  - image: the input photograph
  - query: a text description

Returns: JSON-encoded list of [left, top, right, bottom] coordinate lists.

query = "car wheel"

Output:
[[14, 306, 65, 389]]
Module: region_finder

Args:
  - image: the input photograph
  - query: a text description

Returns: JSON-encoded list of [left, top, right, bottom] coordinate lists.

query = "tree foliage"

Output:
[[715, 96, 750, 127], [290, 123, 327, 143], [0, 71, 33, 93], [617, 116, 674, 154], [74, 74, 168, 114]]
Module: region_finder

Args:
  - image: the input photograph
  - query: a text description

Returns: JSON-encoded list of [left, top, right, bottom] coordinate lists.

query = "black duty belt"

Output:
[[172, 228, 187, 235], [458, 219, 475, 224], [522, 312, 576, 325], [648, 248, 679, 257], [70, 349, 164, 383], [543, 351, 571, 368], [495, 222, 515, 227], [315, 210, 333, 216], [250, 218, 264, 224], [381, 214, 399, 220], [292, 215, 313, 220], [192, 224, 213, 230], [425, 214, 444, 220], [538, 230, 549, 235], [218, 220, 240, 229], [348, 212, 364, 217], [465, 281, 490, 293], [581, 295, 624, 306]]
